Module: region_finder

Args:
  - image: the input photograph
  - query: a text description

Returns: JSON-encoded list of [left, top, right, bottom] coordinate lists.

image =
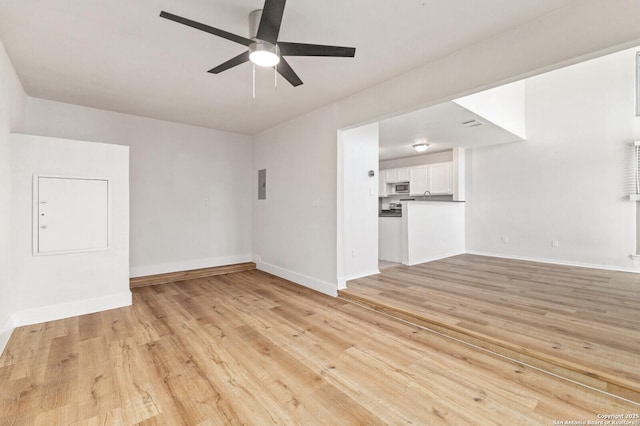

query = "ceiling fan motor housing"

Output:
[[249, 9, 263, 39], [248, 9, 279, 67]]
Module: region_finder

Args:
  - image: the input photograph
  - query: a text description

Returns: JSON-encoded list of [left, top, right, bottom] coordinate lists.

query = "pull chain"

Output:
[[274, 45, 279, 91], [252, 63, 256, 99]]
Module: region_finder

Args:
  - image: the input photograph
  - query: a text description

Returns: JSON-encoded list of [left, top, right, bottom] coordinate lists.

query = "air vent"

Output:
[[461, 119, 483, 128]]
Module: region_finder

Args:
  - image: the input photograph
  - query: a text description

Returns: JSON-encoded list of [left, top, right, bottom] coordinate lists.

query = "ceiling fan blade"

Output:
[[160, 11, 252, 47], [277, 57, 303, 87], [278, 42, 356, 57], [208, 51, 250, 74], [256, 0, 286, 44]]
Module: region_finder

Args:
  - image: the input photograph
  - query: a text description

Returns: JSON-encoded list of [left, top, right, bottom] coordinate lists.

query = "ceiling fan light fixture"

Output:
[[160, 0, 355, 88], [413, 143, 429, 152], [249, 41, 280, 67]]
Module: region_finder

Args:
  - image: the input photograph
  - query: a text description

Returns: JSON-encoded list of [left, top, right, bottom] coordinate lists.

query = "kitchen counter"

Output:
[[402, 201, 465, 265], [379, 209, 402, 217], [408, 199, 465, 203]]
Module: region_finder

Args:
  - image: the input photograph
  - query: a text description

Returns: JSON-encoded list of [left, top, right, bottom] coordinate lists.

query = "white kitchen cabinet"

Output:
[[384, 168, 397, 183], [384, 167, 409, 183], [407, 162, 453, 196], [397, 167, 410, 182], [429, 162, 453, 194], [383, 163, 452, 196], [379, 216, 403, 262], [409, 165, 429, 196]]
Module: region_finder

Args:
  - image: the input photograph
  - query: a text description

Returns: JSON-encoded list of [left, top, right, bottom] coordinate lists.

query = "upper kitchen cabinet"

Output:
[[384, 168, 397, 183], [409, 165, 429, 195], [397, 167, 410, 182], [408, 162, 453, 195], [429, 162, 453, 195], [383, 162, 453, 196], [385, 167, 409, 183]]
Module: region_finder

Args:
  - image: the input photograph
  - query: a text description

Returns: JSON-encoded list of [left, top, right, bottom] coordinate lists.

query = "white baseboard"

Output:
[[0, 315, 15, 357], [130, 254, 253, 278], [466, 251, 640, 274], [404, 250, 465, 267], [12, 291, 132, 327], [257, 261, 338, 297]]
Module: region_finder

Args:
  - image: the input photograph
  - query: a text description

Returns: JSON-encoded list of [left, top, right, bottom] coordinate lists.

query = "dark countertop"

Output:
[[407, 199, 466, 203], [379, 210, 402, 217]]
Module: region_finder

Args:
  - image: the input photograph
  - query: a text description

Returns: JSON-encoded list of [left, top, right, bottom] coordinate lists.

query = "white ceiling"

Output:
[[0, 0, 578, 135], [378, 101, 523, 161]]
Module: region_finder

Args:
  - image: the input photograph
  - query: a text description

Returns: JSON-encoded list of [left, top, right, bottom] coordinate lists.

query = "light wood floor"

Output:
[[1, 269, 638, 425], [341, 254, 640, 402]]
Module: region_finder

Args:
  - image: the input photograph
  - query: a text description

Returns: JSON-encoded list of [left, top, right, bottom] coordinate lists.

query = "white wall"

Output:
[[339, 123, 379, 283], [253, 104, 341, 296], [0, 39, 26, 354], [10, 134, 131, 325], [467, 47, 640, 270], [24, 98, 254, 277], [453, 81, 526, 139]]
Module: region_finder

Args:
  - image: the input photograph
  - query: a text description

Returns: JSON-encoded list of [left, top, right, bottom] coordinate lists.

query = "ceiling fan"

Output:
[[160, 0, 356, 87]]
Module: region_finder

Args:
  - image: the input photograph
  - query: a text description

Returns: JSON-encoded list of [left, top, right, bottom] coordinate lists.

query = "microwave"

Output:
[[395, 183, 410, 193]]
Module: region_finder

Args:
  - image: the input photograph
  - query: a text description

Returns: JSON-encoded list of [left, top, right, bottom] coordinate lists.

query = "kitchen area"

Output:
[[338, 82, 525, 284], [371, 86, 525, 270], [378, 149, 466, 266]]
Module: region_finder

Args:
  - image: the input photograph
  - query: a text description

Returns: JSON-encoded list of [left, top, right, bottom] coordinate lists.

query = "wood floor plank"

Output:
[[1, 268, 639, 424], [76, 336, 118, 421], [341, 253, 640, 401], [108, 337, 161, 424]]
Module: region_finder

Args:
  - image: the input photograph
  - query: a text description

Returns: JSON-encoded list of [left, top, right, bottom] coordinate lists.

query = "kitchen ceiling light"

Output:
[[413, 143, 429, 152], [249, 41, 280, 67]]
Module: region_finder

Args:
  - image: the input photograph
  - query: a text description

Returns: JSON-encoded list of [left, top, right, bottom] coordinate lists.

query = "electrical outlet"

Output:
[[202, 197, 209, 206], [312, 197, 320, 207], [501, 236, 509, 244], [352, 248, 356, 258], [552, 240, 559, 248]]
